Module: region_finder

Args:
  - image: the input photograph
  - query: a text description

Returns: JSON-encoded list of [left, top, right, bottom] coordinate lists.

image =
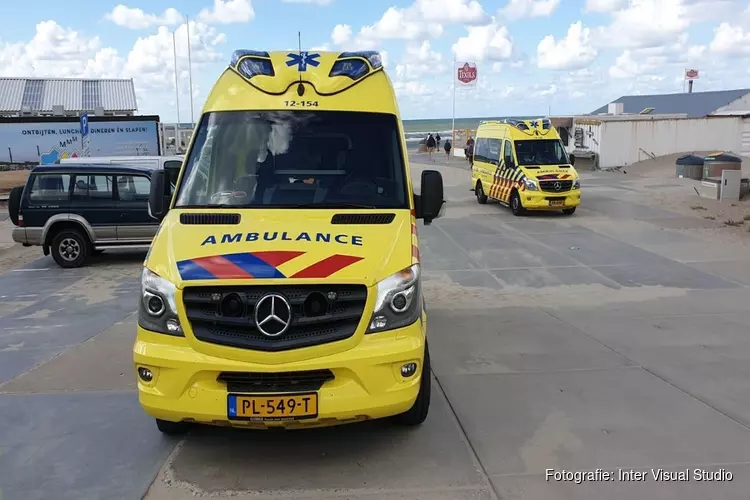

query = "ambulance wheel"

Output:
[[562, 207, 576, 215], [510, 190, 525, 216], [475, 182, 488, 204], [395, 345, 431, 426], [156, 418, 191, 436]]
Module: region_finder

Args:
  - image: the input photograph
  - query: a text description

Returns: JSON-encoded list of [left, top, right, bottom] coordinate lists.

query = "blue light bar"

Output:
[[339, 51, 383, 70], [329, 59, 369, 80], [230, 49, 270, 67], [237, 58, 275, 79]]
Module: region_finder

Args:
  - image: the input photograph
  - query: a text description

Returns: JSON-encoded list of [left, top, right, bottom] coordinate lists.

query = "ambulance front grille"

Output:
[[182, 284, 367, 351], [539, 180, 573, 193]]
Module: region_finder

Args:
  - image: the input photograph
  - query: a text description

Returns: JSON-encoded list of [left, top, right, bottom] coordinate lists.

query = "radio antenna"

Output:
[[296, 31, 305, 96]]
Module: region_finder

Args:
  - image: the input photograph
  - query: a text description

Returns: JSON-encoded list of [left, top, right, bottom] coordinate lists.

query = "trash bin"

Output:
[[675, 154, 704, 180], [703, 151, 742, 179]]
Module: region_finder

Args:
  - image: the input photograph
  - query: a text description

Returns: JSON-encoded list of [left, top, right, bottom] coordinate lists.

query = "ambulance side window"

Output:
[[504, 140, 515, 168], [487, 139, 501, 166], [474, 138, 488, 163]]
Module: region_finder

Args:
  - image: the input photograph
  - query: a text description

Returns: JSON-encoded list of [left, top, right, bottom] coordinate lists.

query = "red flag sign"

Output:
[[457, 62, 477, 86]]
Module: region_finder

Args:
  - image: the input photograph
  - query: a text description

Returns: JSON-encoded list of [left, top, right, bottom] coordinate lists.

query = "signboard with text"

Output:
[[0, 119, 159, 164], [456, 61, 478, 88]]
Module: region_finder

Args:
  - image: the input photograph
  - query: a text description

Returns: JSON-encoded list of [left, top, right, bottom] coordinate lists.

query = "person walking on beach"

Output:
[[435, 132, 441, 151], [465, 136, 475, 164], [426, 133, 436, 161], [444, 139, 451, 161]]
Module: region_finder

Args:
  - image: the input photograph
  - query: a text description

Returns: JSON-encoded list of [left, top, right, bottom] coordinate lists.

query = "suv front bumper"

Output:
[[134, 322, 425, 429]]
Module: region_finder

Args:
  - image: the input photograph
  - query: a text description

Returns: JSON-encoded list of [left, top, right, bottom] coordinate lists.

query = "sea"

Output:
[[402, 116, 538, 149]]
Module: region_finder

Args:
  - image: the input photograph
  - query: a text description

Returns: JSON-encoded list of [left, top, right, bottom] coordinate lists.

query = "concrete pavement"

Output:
[[2, 160, 750, 499]]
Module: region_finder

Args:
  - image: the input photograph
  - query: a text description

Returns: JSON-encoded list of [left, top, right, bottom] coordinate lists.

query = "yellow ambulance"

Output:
[[133, 50, 445, 434], [470, 118, 581, 215]]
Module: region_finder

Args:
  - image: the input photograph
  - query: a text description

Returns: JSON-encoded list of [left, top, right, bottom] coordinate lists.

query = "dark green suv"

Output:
[[8, 164, 174, 268]]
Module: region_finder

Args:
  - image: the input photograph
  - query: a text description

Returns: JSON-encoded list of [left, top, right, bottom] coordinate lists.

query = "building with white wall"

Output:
[[0, 77, 138, 117], [571, 89, 750, 169]]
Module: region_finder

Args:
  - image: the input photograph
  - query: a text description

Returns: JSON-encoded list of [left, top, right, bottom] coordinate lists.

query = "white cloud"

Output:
[[104, 5, 183, 29], [198, 0, 254, 24], [537, 21, 597, 70], [583, 0, 627, 13], [358, 7, 443, 43], [501, 0, 560, 20], [331, 24, 352, 45], [710, 22, 750, 56], [596, 0, 690, 50], [414, 0, 490, 25], [608, 50, 665, 79], [394, 41, 445, 81], [452, 21, 514, 62], [350, 0, 488, 46]]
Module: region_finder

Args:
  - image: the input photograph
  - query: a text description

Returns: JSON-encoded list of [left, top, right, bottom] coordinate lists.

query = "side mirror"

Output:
[[149, 170, 168, 221], [414, 170, 444, 225], [507, 158, 516, 169], [569, 154, 576, 166]]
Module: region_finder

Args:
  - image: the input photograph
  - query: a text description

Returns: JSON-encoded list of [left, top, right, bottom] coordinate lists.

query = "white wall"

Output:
[[569, 119, 602, 157], [598, 117, 743, 168]]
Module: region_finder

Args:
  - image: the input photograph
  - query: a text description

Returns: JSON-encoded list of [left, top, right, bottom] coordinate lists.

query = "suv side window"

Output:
[[504, 140, 515, 167], [72, 175, 114, 201], [116, 175, 151, 202], [28, 174, 71, 203]]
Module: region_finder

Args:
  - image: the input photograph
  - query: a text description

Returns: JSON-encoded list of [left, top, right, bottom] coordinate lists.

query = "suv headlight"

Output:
[[138, 268, 183, 336], [367, 264, 422, 334], [523, 178, 538, 191], [573, 179, 580, 189]]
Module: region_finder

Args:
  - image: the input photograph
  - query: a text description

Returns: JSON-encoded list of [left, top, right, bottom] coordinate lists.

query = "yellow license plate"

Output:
[[549, 200, 564, 207], [228, 393, 318, 421]]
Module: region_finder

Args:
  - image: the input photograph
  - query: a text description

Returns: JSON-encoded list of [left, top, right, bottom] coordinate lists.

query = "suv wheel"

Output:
[[156, 418, 191, 436], [51, 229, 89, 268], [395, 345, 431, 426]]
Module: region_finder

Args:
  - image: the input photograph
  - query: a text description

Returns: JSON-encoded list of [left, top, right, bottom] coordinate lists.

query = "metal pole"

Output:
[[451, 58, 456, 153], [186, 14, 195, 124], [172, 31, 181, 126]]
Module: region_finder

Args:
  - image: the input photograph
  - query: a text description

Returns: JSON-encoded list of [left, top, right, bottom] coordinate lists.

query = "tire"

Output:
[[510, 190, 525, 216], [156, 418, 191, 436], [562, 207, 576, 215], [50, 228, 89, 268], [475, 182, 488, 204], [7, 186, 23, 226], [395, 345, 431, 426]]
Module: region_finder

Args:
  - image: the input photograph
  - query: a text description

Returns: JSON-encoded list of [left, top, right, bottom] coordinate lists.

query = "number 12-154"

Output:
[[284, 100, 319, 107]]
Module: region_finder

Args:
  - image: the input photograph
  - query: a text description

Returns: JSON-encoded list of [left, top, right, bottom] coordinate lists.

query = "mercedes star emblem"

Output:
[[254, 293, 292, 337], [553, 181, 562, 191]]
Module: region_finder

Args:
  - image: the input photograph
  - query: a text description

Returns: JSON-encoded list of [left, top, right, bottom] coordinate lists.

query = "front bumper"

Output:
[[521, 190, 581, 210], [133, 322, 425, 429]]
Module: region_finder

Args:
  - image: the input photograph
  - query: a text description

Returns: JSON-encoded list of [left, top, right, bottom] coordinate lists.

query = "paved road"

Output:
[[2, 162, 750, 499]]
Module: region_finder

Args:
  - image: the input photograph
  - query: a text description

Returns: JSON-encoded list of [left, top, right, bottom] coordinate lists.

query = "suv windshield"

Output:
[[175, 111, 409, 209], [514, 139, 568, 166]]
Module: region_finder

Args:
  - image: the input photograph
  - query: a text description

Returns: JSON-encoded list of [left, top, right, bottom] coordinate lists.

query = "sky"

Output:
[[1, 0, 750, 122]]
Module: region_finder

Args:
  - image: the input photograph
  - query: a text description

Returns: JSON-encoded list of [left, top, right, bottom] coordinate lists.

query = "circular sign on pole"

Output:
[[685, 69, 699, 80], [457, 62, 477, 85]]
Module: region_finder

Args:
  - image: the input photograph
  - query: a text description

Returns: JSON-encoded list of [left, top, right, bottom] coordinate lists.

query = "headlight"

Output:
[[573, 179, 580, 189], [523, 178, 538, 191], [138, 268, 183, 336], [367, 264, 422, 334]]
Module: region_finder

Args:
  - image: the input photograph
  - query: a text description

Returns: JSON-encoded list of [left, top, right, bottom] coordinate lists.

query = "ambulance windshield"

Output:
[[514, 139, 569, 166], [174, 111, 409, 209]]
